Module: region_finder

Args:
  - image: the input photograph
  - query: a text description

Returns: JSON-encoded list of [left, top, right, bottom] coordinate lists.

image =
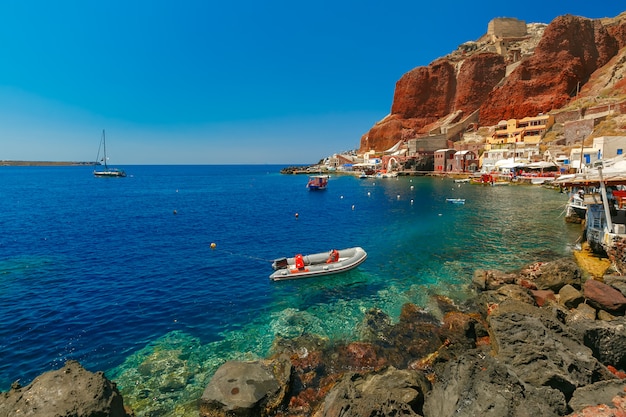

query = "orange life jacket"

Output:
[[326, 250, 339, 263], [295, 254, 305, 269]]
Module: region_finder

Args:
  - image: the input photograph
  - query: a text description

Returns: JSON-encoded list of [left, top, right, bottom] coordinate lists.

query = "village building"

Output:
[[434, 149, 456, 173], [594, 136, 626, 160], [453, 150, 479, 172], [482, 113, 554, 170], [490, 114, 554, 146], [568, 147, 601, 171], [434, 149, 478, 173], [567, 136, 626, 171]]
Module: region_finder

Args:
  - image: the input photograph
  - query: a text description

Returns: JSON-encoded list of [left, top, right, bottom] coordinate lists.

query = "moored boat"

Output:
[[270, 247, 367, 281], [554, 165, 626, 266], [306, 175, 328, 190], [375, 170, 398, 178], [446, 198, 465, 204], [93, 130, 126, 177]]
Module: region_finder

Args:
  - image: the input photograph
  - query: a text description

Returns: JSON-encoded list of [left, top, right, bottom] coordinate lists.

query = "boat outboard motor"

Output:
[[272, 257, 288, 270]]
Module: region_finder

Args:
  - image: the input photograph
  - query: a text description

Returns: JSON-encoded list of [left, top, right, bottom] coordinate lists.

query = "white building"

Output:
[[593, 136, 626, 160]]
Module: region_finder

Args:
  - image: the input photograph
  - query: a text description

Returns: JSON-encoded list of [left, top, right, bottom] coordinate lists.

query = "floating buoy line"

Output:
[[209, 243, 273, 263]]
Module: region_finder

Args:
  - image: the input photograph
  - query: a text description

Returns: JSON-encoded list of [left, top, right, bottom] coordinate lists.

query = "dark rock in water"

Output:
[[0, 360, 132, 417], [384, 304, 445, 367], [423, 351, 567, 417], [357, 307, 394, 344], [333, 341, 387, 371], [199, 356, 291, 417], [583, 279, 626, 314], [440, 311, 488, 351], [488, 300, 616, 400], [318, 366, 430, 417], [430, 294, 463, 316]]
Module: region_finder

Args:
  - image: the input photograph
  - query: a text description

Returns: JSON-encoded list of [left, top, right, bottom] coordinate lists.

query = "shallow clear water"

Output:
[[0, 165, 581, 413]]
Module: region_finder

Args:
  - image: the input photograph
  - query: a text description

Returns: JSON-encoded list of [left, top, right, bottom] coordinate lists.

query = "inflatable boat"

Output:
[[270, 247, 367, 281]]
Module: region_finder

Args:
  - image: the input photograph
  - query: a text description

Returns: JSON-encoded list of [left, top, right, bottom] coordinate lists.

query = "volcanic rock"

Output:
[[584, 279, 626, 313], [487, 299, 616, 399], [199, 356, 291, 417], [314, 366, 430, 417], [0, 360, 132, 417], [423, 351, 567, 417], [568, 379, 626, 413]]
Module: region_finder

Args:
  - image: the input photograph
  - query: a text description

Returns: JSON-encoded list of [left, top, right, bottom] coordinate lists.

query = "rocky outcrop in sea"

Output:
[[2, 258, 626, 417], [199, 258, 626, 417], [0, 360, 133, 417]]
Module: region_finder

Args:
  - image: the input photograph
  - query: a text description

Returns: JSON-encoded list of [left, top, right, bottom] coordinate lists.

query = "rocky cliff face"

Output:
[[360, 12, 626, 153]]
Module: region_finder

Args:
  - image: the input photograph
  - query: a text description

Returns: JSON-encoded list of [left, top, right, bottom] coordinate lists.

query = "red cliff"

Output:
[[479, 14, 619, 125], [360, 13, 626, 153]]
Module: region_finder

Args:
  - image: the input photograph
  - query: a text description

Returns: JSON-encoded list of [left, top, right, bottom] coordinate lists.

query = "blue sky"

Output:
[[0, 1, 624, 164]]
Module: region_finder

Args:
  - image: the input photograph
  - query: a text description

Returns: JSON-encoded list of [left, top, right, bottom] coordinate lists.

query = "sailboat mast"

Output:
[[102, 129, 108, 169]]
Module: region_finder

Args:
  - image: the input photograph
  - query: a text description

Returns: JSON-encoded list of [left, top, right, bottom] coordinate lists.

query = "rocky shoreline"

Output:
[[2, 257, 625, 417]]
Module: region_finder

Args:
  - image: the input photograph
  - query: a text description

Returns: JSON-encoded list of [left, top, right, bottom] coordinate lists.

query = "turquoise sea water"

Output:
[[0, 165, 581, 414]]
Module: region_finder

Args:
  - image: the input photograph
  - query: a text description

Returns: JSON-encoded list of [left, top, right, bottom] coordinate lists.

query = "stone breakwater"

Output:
[[2, 258, 626, 417]]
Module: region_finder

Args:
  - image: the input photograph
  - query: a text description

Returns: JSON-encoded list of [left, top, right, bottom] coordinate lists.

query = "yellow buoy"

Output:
[[210, 243, 216, 249]]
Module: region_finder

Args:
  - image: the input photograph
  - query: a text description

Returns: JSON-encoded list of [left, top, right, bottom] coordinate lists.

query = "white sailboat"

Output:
[[93, 130, 126, 177]]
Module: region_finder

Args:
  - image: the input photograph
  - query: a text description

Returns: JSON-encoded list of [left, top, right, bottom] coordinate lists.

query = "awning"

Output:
[[495, 158, 526, 169], [526, 161, 558, 169], [384, 140, 404, 154], [553, 172, 626, 187]]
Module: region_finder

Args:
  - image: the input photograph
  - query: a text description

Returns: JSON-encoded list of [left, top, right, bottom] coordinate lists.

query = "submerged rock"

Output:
[[199, 356, 291, 417]]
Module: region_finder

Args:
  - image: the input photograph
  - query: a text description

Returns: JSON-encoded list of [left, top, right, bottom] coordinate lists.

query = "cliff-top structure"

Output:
[[360, 13, 626, 153]]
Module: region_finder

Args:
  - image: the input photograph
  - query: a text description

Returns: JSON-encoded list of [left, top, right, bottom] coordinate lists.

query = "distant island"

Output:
[[0, 161, 98, 166]]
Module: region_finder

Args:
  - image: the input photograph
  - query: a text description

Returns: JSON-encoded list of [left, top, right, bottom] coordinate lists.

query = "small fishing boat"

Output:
[[306, 175, 328, 190], [446, 198, 466, 204], [270, 246, 367, 281]]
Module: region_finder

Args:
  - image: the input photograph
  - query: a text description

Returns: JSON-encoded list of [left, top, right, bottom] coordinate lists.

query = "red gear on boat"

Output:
[[295, 254, 305, 269], [326, 249, 339, 263]]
